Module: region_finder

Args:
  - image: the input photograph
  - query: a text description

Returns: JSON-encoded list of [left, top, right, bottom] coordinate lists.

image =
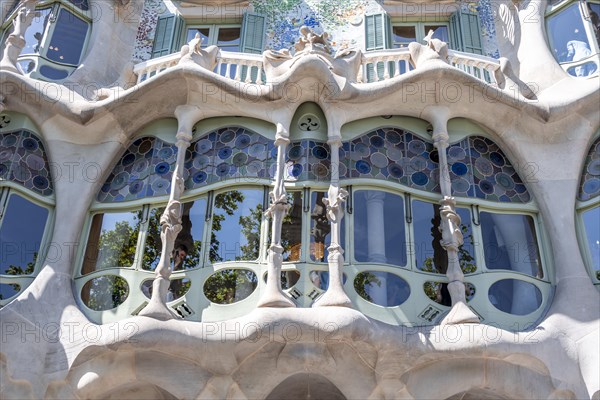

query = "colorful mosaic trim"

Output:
[[578, 137, 600, 201], [0, 130, 53, 196], [343, 128, 440, 193], [186, 127, 274, 190], [98, 137, 177, 202], [448, 136, 530, 203]]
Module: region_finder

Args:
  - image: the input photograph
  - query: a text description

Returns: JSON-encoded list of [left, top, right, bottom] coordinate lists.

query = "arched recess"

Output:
[[400, 357, 568, 400], [265, 373, 347, 400]]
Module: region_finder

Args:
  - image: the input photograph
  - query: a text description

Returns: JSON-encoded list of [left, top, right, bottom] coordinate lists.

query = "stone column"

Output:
[[257, 123, 295, 308], [139, 109, 193, 320], [0, 0, 37, 74], [314, 137, 352, 307], [424, 106, 479, 324]]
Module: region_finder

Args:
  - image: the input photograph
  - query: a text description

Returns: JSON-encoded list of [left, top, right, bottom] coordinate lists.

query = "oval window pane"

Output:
[[81, 211, 142, 274], [309, 270, 347, 291], [141, 278, 191, 302], [480, 212, 543, 278], [204, 269, 257, 304], [210, 190, 263, 263], [0, 283, 21, 301], [488, 279, 542, 315], [143, 199, 207, 271], [0, 194, 49, 275], [39, 65, 70, 80], [413, 200, 475, 274], [353, 190, 407, 266], [81, 275, 129, 311], [354, 271, 410, 307], [263, 270, 301, 290], [566, 61, 598, 77], [424, 281, 475, 306]]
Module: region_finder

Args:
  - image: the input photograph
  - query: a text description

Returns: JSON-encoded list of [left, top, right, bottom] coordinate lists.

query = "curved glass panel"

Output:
[[354, 271, 410, 307], [263, 270, 301, 289], [310, 192, 345, 262], [0, 283, 21, 301], [480, 212, 543, 278], [67, 0, 90, 11], [578, 138, 600, 201], [582, 206, 600, 279], [280, 192, 303, 262], [424, 281, 476, 306], [0, 194, 49, 276], [46, 9, 88, 65], [413, 201, 475, 274], [488, 279, 542, 315], [353, 190, 406, 266], [39, 65, 70, 80], [0, 131, 53, 196], [309, 270, 346, 291], [210, 189, 263, 263], [22, 7, 52, 56], [566, 61, 598, 77], [203, 269, 258, 304], [143, 199, 207, 271], [81, 211, 141, 274], [547, 3, 592, 64], [141, 278, 191, 302], [81, 275, 129, 311]]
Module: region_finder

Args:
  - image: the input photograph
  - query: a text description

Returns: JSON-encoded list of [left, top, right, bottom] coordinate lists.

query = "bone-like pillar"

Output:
[[0, 0, 37, 73], [313, 137, 352, 308], [139, 110, 193, 320], [424, 107, 479, 324], [257, 123, 295, 308]]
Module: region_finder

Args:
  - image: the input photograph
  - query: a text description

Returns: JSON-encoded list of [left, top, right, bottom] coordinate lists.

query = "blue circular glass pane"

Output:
[[370, 136, 385, 148], [451, 162, 468, 176], [312, 145, 328, 160], [356, 160, 371, 174], [488, 279, 542, 315], [192, 171, 207, 183], [411, 171, 428, 186], [154, 162, 170, 175]]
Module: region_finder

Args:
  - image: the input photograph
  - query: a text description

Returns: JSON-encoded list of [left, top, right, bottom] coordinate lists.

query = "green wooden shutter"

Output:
[[365, 12, 392, 82], [240, 12, 266, 54], [151, 14, 185, 59], [449, 9, 483, 54]]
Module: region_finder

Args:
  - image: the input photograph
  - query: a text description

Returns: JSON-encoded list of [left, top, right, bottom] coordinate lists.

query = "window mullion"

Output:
[[133, 205, 151, 271]]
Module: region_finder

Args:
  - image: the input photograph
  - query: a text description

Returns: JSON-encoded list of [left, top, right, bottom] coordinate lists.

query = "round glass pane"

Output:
[[423, 281, 476, 306], [309, 270, 347, 291], [354, 271, 410, 307], [263, 270, 301, 289], [488, 279, 542, 315], [204, 269, 257, 304], [81, 275, 129, 311]]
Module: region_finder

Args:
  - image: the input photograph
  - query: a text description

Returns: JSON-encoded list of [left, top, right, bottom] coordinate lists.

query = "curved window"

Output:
[[488, 279, 542, 316], [546, 1, 600, 77], [78, 122, 549, 328], [0, 126, 53, 307], [1, 0, 92, 81], [81, 275, 129, 311], [577, 137, 600, 284]]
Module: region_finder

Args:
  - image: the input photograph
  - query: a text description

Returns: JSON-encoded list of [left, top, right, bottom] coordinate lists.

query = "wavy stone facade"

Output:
[[0, 0, 599, 399]]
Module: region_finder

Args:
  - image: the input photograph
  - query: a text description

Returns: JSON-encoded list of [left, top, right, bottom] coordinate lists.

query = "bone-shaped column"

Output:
[[424, 107, 479, 324], [0, 0, 38, 74], [313, 137, 352, 308], [257, 123, 295, 308], [139, 109, 194, 320]]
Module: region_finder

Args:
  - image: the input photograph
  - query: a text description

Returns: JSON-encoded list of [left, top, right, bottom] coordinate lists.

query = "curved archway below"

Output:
[[446, 387, 510, 400], [265, 373, 347, 400], [102, 383, 178, 400]]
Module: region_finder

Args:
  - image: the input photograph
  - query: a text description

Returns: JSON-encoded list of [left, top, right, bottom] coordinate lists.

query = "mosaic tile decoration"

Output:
[[186, 127, 275, 190], [132, 0, 167, 63], [343, 128, 441, 193], [284, 140, 342, 182], [448, 136, 530, 203], [578, 137, 600, 201], [0, 130, 53, 196], [98, 137, 177, 202]]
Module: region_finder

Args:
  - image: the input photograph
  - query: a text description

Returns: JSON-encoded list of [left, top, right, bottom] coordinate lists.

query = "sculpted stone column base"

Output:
[[138, 276, 178, 320], [257, 246, 295, 308], [313, 249, 352, 308], [440, 300, 480, 325]]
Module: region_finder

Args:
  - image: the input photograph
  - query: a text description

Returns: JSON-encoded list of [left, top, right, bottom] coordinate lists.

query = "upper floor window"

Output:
[[151, 12, 265, 59], [392, 23, 449, 49], [546, 0, 600, 77], [0, 0, 91, 81]]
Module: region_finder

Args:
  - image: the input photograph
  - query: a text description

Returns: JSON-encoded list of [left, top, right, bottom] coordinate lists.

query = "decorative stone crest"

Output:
[[178, 33, 219, 72], [409, 29, 449, 69]]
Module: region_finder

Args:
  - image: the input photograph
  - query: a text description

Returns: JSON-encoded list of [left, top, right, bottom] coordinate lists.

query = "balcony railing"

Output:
[[133, 48, 501, 86]]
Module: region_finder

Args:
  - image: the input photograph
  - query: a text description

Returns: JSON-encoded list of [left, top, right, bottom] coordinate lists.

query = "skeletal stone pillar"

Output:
[[313, 137, 352, 307], [139, 114, 193, 320], [257, 123, 295, 308], [0, 0, 38, 74], [425, 107, 479, 324]]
